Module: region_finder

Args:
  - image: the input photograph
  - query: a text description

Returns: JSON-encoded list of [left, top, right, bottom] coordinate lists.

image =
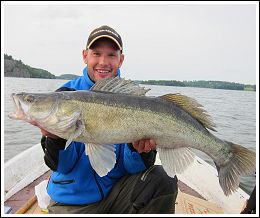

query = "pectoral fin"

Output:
[[157, 147, 195, 177], [65, 120, 85, 149], [47, 111, 81, 132], [85, 143, 116, 177]]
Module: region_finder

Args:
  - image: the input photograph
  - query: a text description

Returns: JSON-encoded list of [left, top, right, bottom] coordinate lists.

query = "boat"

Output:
[[4, 143, 249, 214]]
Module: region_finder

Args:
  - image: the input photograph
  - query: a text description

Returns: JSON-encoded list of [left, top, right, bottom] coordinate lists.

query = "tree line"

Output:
[[4, 54, 56, 79], [4, 54, 79, 80], [138, 80, 256, 91], [5, 54, 256, 91]]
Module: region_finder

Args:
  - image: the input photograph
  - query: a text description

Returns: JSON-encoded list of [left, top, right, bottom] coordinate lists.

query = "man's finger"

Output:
[[149, 139, 156, 150], [137, 140, 145, 153], [41, 129, 48, 136], [144, 140, 152, 152]]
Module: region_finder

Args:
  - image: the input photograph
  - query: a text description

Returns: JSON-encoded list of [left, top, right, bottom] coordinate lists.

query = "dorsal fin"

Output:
[[90, 76, 150, 96], [160, 93, 217, 131]]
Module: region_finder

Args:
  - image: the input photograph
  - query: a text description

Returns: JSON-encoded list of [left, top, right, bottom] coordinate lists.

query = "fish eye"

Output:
[[24, 95, 34, 103]]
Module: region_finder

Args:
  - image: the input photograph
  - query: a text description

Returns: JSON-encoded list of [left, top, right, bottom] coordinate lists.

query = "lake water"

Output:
[[3, 77, 256, 195]]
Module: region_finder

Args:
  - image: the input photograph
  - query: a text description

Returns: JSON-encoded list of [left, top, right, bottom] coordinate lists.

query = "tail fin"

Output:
[[217, 142, 255, 196]]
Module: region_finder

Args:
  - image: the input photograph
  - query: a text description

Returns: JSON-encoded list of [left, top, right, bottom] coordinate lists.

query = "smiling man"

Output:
[[83, 26, 124, 81], [40, 25, 178, 214]]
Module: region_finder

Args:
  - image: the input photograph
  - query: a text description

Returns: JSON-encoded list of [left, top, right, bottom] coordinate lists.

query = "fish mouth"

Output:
[[8, 93, 29, 120]]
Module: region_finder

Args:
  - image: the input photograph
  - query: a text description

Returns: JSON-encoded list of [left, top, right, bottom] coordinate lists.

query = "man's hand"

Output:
[[132, 139, 156, 153], [40, 128, 60, 139]]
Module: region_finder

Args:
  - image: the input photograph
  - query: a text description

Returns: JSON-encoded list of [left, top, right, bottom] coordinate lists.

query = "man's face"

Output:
[[83, 38, 124, 82]]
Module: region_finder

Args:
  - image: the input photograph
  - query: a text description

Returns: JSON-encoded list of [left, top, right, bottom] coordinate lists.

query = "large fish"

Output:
[[8, 77, 255, 196]]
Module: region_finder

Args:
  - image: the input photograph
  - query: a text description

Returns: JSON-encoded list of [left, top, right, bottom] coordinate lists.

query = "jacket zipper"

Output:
[[92, 145, 122, 199], [53, 179, 75, 184], [141, 165, 156, 181], [94, 173, 104, 200]]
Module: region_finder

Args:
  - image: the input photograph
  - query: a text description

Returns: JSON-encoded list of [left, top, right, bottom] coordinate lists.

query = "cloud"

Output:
[[3, 3, 257, 84]]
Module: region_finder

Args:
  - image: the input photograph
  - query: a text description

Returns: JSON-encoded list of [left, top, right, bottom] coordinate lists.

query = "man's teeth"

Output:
[[96, 70, 110, 73]]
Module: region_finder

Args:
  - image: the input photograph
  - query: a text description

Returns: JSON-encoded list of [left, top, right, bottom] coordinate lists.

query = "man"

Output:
[[41, 25, 178, 214]]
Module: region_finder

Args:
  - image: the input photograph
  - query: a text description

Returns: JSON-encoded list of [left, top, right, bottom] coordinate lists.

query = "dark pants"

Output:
[[47, 165, 178, 214], [241, 186, 256, 214]]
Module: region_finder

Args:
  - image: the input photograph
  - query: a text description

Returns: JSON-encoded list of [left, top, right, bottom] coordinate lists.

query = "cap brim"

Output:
[[87, 35, 122, 51]]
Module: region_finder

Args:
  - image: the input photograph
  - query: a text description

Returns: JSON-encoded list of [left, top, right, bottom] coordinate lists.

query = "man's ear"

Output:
[[82, 49, 88, 64], [119, 53, 124, 68]]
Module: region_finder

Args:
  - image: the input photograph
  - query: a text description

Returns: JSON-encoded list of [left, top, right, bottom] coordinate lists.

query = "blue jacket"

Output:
[[46, 67, 147, 205]]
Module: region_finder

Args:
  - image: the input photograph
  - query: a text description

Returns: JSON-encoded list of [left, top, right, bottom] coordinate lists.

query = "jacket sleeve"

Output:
[[123, 143, 157, 174], [41, 86, 77, 172], [41, 136, 66, 171]]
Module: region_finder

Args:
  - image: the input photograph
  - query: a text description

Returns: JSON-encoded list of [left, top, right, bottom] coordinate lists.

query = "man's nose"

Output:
[[99, 55, 108, 65]]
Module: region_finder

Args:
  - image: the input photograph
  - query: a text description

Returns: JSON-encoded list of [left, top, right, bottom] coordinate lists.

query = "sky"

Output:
[[2, 2, 259, 84]]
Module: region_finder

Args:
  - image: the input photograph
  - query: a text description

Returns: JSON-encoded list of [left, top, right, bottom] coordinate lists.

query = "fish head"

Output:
[[8, 92, 60, 127], [8, 91, 82, 138]]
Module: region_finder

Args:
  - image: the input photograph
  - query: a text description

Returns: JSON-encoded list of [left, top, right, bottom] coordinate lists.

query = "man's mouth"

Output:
[[95, 69, 111, 74], [95, 69, 113, 78]]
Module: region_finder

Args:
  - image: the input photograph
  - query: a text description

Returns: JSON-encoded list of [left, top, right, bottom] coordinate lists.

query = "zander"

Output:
[[9, 77, 256, 196]]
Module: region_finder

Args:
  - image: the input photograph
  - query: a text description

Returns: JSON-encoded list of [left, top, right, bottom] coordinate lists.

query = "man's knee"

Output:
[[148, 165, 178, 195], [131, 165, 178, 202], [130, 165, 178, 213]]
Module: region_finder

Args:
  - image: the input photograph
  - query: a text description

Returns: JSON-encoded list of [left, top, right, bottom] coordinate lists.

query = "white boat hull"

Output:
[[4, 143, 249, 214], [4, 143, 49, 201], [156, 156, 249, 214]]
